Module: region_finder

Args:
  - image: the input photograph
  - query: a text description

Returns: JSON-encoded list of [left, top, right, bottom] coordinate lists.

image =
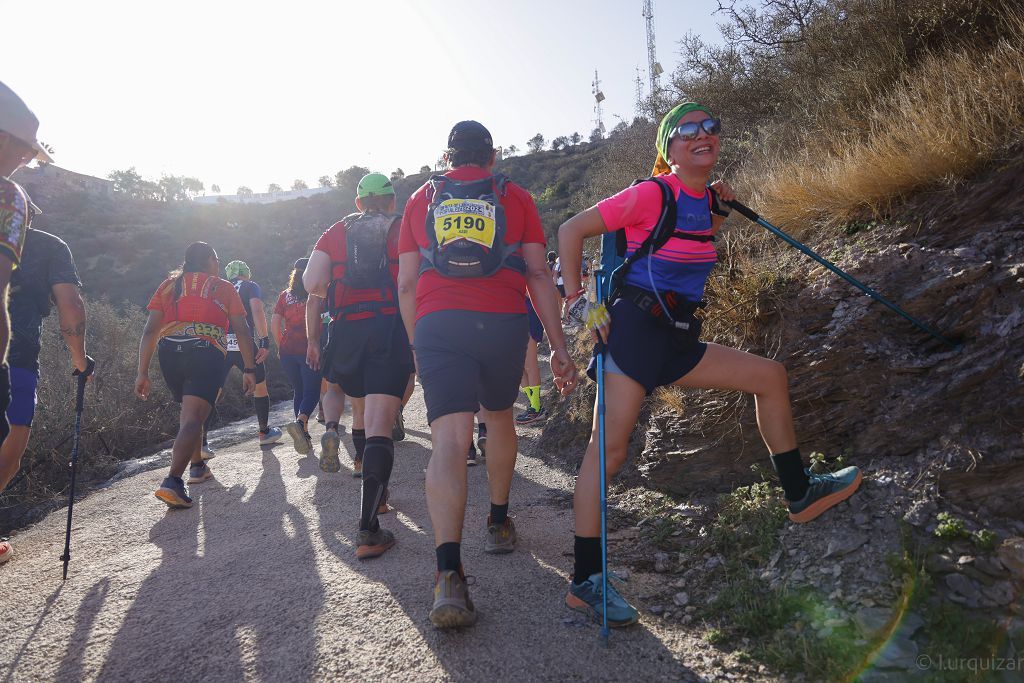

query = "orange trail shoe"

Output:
[[788, 466, 862, 523], [355, 527, 395, 560]]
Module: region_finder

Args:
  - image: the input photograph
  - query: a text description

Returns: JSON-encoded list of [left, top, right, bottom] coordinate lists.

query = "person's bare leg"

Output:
[[0, 426, 32, 492], [479, 407, 516, 507], [426, 412, 474, 545], [523, 338, 541, 387], [170, 397, 212, 477], [322, 382, 346, 424], [351, 397, 366, 431]]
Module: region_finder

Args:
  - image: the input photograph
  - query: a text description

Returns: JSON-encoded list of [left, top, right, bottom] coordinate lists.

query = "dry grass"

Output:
[[742, 9, 1024, 233]]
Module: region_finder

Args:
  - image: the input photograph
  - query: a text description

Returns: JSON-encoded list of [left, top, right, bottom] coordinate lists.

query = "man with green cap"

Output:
[[304, 172, 413, 559], [219, 259, 281, 446]]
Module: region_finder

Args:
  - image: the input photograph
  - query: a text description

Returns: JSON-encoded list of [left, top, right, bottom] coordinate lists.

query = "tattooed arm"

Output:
[[53, 282, 88, 373]]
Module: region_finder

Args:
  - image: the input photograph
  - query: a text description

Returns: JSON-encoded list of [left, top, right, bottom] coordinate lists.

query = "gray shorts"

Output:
[[415, 310, 529, 425]]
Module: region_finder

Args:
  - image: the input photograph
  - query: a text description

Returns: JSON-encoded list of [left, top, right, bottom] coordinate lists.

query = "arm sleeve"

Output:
[[47, 238, 82, 288], [595, 182, 662, 233]]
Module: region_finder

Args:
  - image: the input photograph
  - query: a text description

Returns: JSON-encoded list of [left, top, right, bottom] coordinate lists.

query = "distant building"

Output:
[[14, 164, 114, 199], [192, 186, 333, 205]]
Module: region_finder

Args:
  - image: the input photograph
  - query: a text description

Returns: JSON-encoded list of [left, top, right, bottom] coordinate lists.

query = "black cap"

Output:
[[447, 120, 493, 151], [294, 257, 309, 271]]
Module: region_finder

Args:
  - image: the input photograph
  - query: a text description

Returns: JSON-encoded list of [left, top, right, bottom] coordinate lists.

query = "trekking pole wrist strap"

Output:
[[258, 336, 270, 350], [564, 288, 586, 303], [243, 367, 257, 374]]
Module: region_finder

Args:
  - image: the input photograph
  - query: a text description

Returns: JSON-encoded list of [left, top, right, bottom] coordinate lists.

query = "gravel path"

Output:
[[0, 386, 708, 682]]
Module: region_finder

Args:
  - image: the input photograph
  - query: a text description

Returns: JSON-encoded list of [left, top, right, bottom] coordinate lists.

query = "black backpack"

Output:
[[607, 177, 719, 302], [326, 212, 400, 318], [419, 173, 526, 278]]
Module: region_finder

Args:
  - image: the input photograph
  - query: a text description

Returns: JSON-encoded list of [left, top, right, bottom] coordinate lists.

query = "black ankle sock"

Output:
[[436, 542, 461, 573], [771, 448, 810, 501], [490, 502, 509, 525], [359, 437, 394, 532], [573, 536, 602, 585], [352, 429, 366, 461], [255, 396, 270, 430], [326, 421, 340, 433]]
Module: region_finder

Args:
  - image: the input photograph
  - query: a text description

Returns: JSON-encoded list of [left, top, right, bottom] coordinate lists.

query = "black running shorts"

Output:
[[324, 315, 413, 399], [226, 351, 266, 384], [415, 310, 529, 424], [158, 341, 231, 406]]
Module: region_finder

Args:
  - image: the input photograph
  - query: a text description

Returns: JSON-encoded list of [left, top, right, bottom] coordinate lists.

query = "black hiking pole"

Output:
[[60, 356, 95, 580], [593, 268, 611, 646], [725, 200, 960, 349]]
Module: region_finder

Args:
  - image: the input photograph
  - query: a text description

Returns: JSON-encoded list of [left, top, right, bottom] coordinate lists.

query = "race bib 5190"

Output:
[[433, 199, 496, 249]]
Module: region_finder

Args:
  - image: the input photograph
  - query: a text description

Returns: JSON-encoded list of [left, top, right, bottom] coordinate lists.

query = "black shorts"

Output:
[[586, 297, 707, 395], [415, 310, 528, 424], [324, 315, 413, 399], [526, 298, 544, 343], [158, 340, 230, 406], [226, 351, 267, 384]]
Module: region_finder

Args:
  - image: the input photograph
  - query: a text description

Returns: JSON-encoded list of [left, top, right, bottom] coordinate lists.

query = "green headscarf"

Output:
[[652, 102, 713, 175]]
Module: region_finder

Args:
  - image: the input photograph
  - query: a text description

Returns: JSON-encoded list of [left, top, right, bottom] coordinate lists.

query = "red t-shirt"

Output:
[[147, 272, 245, 354], [313, 213, 401, 321], [398, 166, 545, 321], [274, 290, 309, 356]]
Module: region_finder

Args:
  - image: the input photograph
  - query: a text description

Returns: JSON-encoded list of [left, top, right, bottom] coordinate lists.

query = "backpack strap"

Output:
[[608, 176, 677, 303]]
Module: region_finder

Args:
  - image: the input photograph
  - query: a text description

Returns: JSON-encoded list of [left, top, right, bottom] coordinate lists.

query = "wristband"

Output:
[[564, 288, 586, 303], [258, 336, 270, 350], [243, 367, 257, 375]]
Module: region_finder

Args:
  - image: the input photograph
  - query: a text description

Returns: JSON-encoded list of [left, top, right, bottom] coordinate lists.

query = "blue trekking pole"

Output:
[[593, 267, 611, 646], [725, 200, 960, 350]]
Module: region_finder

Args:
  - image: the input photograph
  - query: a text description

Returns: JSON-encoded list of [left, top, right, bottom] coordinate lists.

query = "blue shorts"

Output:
[[525, 298, 544, 343], [7, 366, 39, 427]]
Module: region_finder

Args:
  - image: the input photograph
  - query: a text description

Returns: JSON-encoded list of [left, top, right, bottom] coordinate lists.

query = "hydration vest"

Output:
[[326, 212, 400, 318], [419, 173, 526, 279]]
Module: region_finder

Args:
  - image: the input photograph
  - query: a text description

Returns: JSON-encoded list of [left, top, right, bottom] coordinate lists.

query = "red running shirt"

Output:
[[313, 213, 401, 322], [147, 272, 245, 354], [274, 290, 309, 356], [398, 166, 546, 321]]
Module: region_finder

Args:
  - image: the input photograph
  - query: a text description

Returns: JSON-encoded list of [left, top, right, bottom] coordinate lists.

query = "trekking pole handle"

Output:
[[724, 199, 761, 223], [72, 356, 95, 413]]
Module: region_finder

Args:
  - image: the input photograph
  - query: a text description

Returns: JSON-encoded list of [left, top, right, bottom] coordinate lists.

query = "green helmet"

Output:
[[356, 173, 395, 199], [225, 260, 251, 280]]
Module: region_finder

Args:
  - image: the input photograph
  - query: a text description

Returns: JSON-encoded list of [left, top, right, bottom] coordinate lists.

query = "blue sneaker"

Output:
[[565, 572, 639, 627], [155, 476, 193, 509], [187, 462, 213, 484], [259, 426, 283, 446], [788, 466, 862, 523]]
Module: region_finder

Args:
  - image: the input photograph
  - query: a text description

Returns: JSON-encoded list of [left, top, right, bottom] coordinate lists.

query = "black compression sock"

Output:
[[490, 502, 509, 525], [359, 437, 394, 532], [436, 542, 462, 573], [255, 396, 270, 431], [352, 429, 367, 461], [771, 448, 810, 501], [573, 536, 602, 585], [326, 421, 340, 433]]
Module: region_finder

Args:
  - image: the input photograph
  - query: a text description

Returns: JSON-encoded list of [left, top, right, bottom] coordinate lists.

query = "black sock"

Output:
[[436, 542, 461, 573], [771, 448, 810, 501], [478, 422, 487, 438], [255, 396, 270, 431], [573, 536, 602, 584], [359, 437, 394, 532], [326, 421, 340, 433], [352, 429, 366, 461], [490, 502, 509, 525]]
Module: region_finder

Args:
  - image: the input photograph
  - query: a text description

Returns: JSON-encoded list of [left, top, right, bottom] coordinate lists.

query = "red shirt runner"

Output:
[[274, 290, 309, 356], [314, 213, 401, 322], [147, 272, 245, 354]]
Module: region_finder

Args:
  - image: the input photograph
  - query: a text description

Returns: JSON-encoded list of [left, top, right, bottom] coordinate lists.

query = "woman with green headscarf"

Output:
[[556, 103, 861, 627]]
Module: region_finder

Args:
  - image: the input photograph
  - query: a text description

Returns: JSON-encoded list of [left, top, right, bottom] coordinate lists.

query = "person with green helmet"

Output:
[[217, 259, 282, 447], [303, 172, 414, 559], [557, 102, 861, 627]]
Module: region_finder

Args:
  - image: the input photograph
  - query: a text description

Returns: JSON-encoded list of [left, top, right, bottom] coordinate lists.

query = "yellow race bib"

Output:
[[433, 199, 496, 249]]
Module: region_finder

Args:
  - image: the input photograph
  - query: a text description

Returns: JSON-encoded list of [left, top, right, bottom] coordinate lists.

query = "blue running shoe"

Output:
[[788, 466, 862, 523], [566, 572, 639, 627], [259, 426, 283, 446], [187, 462, 213, 484], [155, 476, 193, 509]]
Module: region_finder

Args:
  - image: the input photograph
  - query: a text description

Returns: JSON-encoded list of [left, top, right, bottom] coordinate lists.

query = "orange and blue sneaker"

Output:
[[788, 466, 862, 523], [566, 572, 639, 628], [154, 476, 193, 509]]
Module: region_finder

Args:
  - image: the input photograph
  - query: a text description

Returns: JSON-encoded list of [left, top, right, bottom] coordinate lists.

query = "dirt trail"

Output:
[[0, 386, 724, 682]]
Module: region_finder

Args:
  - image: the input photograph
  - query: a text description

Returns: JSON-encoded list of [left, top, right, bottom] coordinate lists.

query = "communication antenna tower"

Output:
[[634, 66, 645, 117], [592, 69, 606, 137], [643, 0, 663, 95]]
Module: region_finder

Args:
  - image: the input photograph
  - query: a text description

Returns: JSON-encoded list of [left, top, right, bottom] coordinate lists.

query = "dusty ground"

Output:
[[0, 386, 747, 683]]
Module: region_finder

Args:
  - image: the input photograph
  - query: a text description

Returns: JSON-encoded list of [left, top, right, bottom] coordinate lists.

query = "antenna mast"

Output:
[[634, 66, 645, 118], [592, 69, 606, 138], [643, 0, 663, 96]]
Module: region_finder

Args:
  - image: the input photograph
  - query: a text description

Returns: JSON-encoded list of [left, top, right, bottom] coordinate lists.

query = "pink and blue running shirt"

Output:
[[595, 174, 717, 302]]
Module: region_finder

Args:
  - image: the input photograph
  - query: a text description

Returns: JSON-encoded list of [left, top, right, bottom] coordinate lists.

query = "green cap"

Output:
[[225, 260, 250, 280], [653, 102, 713, 174], [356, 173, 395, 199]]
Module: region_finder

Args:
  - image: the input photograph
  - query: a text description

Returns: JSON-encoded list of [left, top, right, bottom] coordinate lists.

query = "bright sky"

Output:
[[5, 0, 723, 193]]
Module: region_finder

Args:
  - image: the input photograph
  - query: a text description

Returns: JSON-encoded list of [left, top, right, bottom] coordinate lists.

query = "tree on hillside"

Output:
[[318, 175, 333, 188], [527, 134, 545, 154], [268, 183, 282, 193], [335, 166, 370, 195], [292, 179, 308, 191], [570, 132, 582, 146], [182, 177, 204, 198], [108, 167, 144, 196], [390, 168, 405, 182], [550, 136, 569, 151], [589, 127, 603, 143], [419, 165, 431, 174], [158, 175, 184, 202], [211, 184, 221, 194], [507, 144, 518, 156], [237, 186, 253, 198]]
